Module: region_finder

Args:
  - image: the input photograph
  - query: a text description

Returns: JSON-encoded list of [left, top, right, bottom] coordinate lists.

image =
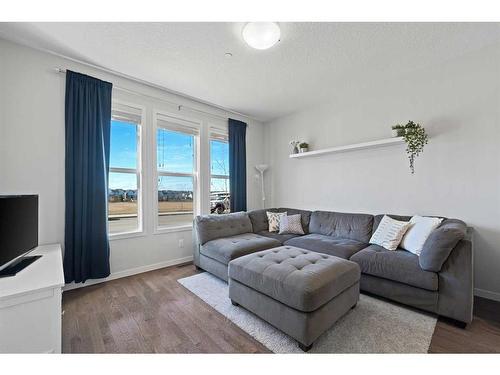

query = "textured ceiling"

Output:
[[1, 22, 499, 121]]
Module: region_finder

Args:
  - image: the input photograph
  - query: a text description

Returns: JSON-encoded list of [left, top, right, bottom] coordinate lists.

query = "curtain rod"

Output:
[[54, 67, 252, 123]]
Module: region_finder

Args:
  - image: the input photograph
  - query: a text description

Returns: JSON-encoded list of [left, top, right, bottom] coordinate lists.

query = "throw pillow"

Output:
[[279, 214, 305, 235], [369, 215, 411, 251], [400, 215, 444, 256], [267, 211, 287, 232]]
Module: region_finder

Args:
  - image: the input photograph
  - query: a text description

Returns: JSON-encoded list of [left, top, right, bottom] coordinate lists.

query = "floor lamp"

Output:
[[255, 164, 269, 208]]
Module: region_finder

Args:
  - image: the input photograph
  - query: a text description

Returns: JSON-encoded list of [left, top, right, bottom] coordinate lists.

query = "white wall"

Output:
[[0, 39, 266, 284], [3, 36, 499, 299], [265, 43, 500, 300]]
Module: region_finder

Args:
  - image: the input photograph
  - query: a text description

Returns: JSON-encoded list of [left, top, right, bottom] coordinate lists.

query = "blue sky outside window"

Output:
[[109, 121, 230, 193], [109, 120, 138, 190], [157, 128, 194, 174]]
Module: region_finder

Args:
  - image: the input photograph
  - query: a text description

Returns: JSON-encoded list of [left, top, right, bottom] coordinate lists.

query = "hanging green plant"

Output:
[[396, 120, 428, 174]]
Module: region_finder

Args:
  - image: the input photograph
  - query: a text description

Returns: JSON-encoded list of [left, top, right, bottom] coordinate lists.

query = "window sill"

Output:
[[109, 231, 146, 241], [154, 225, 193, 235]]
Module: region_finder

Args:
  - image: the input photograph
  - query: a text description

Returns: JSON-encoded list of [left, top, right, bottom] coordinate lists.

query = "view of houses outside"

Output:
[[108, 120, 140, 234], [157, 176, 194, 228], [156, 128, 195, 228], [108, 120, 231, 234]]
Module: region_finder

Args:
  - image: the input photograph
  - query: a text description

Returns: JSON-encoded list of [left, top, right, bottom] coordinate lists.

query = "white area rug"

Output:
[[178, 272, 437, 353]]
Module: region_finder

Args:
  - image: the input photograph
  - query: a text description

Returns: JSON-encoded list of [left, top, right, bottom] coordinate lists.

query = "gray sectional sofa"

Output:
[[193, 208, 474, 325]]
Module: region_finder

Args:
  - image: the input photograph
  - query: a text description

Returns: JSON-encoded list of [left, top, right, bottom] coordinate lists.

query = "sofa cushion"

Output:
[[247, 208, 312, 234], [247, 208, 281, 233], [195, 212, 253, 245], [372, 214, 447, 233], [267, 211, 287, 232], [279, 214, 305, 235], [280, 208, 312, 234], [310, 211, 374, 243], [400, 215, 444, 255], [372, 214, 411, 234], [350, 244, 438, 291], [228, 246, 360, 312], [284, 233, 367, 259], [369, 215, 411, 251], [200, 233, 281, 265], [257, 230, 300, 244], [419, 219, 467, 272]]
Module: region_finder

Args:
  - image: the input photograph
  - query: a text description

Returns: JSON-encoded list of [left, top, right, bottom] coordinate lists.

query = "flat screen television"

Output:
[[0, 195, 39, 276]]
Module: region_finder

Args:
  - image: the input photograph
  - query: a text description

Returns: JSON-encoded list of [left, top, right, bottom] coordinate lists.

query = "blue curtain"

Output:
[[228, 118, 247, 212], [64, 71, 113, 283]]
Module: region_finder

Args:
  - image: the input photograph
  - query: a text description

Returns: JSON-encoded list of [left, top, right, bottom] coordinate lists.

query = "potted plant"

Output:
[[391, 125, 406, 137], [289, 140, 300, 154], [299, 142, 309, 153], [395, 121, 428, 174]]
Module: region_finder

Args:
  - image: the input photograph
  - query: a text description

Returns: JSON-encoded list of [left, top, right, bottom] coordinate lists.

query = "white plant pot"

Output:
[[299, 147, 308, 153]]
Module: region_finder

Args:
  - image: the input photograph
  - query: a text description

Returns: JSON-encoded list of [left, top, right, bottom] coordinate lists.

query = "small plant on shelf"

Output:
[[299, 142, 309, 153], [394, 121, 428, 174], [391, 125, 406, 137]]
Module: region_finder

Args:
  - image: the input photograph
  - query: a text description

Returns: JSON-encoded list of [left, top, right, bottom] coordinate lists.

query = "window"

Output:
[[108, 104, 142, 235], [156, 114, 198, 230], [210, 132, 230, 214]]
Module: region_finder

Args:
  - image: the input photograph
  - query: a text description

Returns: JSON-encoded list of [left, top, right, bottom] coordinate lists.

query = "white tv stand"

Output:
[[0, 244, 64, 353]]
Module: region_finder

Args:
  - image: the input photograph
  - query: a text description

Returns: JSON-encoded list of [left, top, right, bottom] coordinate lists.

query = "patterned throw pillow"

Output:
[[370, 215, 411, 251], [267, 211, 287, 232], [279, 214, 305, 235]]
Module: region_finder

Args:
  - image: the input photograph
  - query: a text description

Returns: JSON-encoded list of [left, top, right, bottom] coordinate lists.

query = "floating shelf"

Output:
[[289, 137, 405, 159]]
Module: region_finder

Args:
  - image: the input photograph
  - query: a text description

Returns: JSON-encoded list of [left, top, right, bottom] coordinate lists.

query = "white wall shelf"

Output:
[[289, 137, 405, 159]]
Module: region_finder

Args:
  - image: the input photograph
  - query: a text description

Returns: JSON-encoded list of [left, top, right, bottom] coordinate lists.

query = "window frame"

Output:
[[153, 110, 201, 234], [209, 129, 230, 214], [108, 101, 145, 240]]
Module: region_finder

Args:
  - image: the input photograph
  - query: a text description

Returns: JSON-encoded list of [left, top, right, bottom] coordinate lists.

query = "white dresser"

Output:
[[0, 244, 64, 353]]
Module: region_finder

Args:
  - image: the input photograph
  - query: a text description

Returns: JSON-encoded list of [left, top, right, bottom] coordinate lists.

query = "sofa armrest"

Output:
[[419, 219, 467, 272], [193, 220, 201, 267], [194, 212, 253, 245], [437, 227, 474, 324]]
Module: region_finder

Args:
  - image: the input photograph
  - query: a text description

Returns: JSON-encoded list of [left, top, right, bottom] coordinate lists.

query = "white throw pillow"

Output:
[[370, 215, 411, 251], [279, 214, 305, 235], [400, 215, 444, 256], [267, 211, 287, 232]]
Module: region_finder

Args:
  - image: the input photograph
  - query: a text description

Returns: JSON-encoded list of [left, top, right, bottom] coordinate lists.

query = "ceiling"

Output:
[[1, 22, 500, 121]]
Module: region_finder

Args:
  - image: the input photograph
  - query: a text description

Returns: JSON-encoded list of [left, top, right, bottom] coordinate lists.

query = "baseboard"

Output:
[[474, 288, 500, 302], [63, 255, 193, 292]]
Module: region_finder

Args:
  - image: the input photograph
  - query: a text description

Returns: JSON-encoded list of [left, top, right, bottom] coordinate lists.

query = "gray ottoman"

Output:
[[228, 246, 360, 351]]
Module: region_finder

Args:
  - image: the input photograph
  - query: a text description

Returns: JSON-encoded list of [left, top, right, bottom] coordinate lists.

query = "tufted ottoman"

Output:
[[228, 246, 360, 351]]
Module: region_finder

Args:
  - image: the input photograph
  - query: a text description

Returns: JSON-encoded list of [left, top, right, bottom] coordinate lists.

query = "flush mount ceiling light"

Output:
[[242, 22, 281, 50]]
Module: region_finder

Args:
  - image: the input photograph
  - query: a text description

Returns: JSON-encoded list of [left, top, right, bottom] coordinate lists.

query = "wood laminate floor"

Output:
[[62, 263, 500, 353]]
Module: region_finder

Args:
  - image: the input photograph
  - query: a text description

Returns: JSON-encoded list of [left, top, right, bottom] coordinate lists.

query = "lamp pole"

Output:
[[255, 164, 269, 209]]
